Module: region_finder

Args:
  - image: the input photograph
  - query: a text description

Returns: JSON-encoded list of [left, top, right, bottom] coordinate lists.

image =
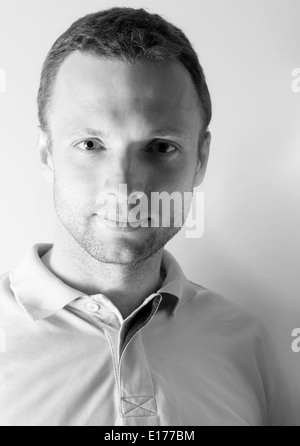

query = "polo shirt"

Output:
[[0, 243, 292, 426]]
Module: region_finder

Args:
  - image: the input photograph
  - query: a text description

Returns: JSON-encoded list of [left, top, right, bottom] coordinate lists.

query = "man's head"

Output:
[[37, 7, 212, 265]]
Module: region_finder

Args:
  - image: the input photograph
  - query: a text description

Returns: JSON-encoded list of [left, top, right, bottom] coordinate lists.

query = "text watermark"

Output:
[[0, 68, 6, 93], [95, 184, 204, 238], [291, 328, 300, 353], [291, 68, 300, 93], [0, 328, 6, 353]]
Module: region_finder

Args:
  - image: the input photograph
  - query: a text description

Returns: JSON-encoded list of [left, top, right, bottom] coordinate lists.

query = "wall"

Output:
[[0, 0, 299, 423]]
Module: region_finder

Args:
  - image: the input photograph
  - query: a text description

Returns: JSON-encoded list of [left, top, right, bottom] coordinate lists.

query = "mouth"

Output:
[[95, 214, 150, 231]]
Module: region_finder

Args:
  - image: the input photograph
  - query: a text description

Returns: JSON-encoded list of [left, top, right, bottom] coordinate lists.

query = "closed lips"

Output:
[[97, 214, 149, 223]]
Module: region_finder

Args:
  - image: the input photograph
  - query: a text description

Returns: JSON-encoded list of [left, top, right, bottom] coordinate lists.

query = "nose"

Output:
[[96, 148, 147, 207]]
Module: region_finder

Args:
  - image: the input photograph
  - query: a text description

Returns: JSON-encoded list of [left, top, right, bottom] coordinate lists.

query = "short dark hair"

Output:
[[37, 7, 212, 135]]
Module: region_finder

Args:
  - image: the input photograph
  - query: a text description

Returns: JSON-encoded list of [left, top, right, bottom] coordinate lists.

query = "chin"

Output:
[[73, 220, 178, 264], [94, 247, 149, 265]]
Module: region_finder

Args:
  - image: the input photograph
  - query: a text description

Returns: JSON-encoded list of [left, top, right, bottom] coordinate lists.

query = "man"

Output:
[[0, 7, 292, 426]]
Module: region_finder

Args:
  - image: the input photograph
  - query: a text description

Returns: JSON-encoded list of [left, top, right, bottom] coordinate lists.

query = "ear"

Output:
[[194, 131, 211, 188], [37, 126, 54, 184]]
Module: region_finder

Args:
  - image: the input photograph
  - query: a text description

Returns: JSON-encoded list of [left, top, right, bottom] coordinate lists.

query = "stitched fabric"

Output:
[[121, 396, 157, 417]]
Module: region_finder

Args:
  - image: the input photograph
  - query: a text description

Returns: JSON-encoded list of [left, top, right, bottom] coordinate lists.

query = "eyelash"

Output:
[[75, 139, 180, 155]]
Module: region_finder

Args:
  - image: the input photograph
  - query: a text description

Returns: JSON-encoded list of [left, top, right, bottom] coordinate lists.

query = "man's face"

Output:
[[38, 51, 210, 264]]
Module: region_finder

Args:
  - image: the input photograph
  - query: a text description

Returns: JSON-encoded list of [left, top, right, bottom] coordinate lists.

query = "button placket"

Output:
[[90, 294, 123, 327], [119, 330, 159, 425], [118, 295, 162, 425]]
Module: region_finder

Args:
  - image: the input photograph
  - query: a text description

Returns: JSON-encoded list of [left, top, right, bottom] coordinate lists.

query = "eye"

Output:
[[76, 139, 103, 151], [151, 140, 179, 154]]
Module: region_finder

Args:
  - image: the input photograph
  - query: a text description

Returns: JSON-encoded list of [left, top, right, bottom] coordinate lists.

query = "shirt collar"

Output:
[[157, 249, 198, 315], [9, 243, 197, 321]]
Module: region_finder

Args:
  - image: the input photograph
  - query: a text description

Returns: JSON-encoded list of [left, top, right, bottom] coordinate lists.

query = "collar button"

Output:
[[86, 303, 100, 313]]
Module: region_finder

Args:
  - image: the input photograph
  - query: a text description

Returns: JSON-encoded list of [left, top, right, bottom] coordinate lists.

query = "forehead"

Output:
[[49, 51, 201, 135]]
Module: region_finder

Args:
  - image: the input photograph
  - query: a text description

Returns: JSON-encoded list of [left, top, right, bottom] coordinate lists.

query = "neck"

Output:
[[41, 220, 165, 319]]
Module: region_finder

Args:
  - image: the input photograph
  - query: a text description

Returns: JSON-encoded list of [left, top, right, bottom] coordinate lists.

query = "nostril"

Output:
[[129, 191, 145, 200]]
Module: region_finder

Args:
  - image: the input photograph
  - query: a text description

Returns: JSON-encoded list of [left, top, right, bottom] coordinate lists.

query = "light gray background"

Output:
[[0, 0, 300, 421]]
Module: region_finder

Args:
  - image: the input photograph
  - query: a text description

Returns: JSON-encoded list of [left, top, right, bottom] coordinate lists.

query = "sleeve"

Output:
[[254, 321, 297, 426]]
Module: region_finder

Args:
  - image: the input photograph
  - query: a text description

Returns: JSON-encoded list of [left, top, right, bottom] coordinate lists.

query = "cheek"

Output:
[[53, 167, 97, 212], [52, 150, 197, 207], [54, 152, 101, 191], [151, 157, 196, 193]]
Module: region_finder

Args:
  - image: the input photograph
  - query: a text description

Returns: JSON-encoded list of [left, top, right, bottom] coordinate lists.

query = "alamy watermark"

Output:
[[96, 184, 204, 238], [291, 328, 300, 353], [0, 68, 6, 93], [291, 68, 300, 93], [0, 328, 6, 353]]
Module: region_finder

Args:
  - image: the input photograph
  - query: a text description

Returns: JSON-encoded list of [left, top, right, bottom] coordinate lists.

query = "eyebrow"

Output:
[[66, 127, 191, 140], [150, 127, 191, 139]]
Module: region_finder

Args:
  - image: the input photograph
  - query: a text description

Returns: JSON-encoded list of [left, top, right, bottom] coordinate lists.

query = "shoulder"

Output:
[[186, 280, 266, 335], [183, 282, 294, 425], [185, 281, 284, 399], [182, 281, 279, 375]]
